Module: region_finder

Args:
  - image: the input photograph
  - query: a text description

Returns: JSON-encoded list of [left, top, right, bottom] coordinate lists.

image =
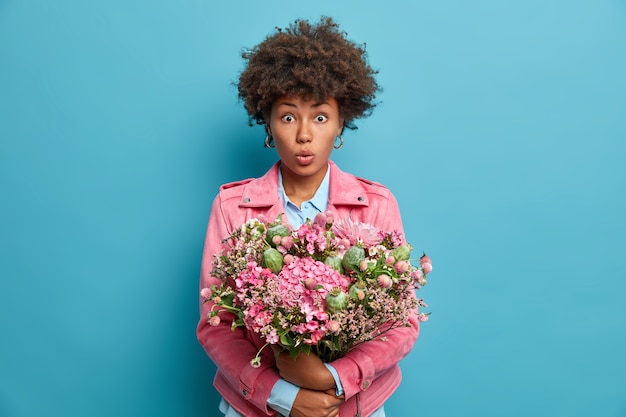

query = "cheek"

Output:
[[269, 129, 288, 146]]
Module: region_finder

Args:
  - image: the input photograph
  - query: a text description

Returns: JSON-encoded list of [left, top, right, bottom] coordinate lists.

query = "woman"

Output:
[[197, 17, 419, 417]]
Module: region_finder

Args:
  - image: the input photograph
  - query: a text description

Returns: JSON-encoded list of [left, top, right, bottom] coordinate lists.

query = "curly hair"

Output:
[[237, 16, 379, 130]]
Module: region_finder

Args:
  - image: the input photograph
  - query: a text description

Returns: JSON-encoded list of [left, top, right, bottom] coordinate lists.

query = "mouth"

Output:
[[295, 151, 314, 165]]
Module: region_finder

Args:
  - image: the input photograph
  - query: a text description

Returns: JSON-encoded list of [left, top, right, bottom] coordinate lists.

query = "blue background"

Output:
[[1, 1, 625, 416]]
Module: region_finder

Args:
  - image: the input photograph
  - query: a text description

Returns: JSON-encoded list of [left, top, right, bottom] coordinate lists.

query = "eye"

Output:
[[315, 114, 328, 123], [281, 114, 295, 123]]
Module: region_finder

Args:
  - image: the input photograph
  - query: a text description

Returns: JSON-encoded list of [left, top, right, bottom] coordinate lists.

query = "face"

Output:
[[267, 95, 343, 187]]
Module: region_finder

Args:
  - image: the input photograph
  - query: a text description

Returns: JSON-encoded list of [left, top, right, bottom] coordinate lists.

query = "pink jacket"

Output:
[[197, 161, 419, 417]]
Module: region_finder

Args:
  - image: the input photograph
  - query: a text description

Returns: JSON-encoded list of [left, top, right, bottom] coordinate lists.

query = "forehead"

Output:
[[273, 95, 339, 109]]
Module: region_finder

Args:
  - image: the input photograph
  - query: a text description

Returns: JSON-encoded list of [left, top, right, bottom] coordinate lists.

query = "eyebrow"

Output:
[[277, 100, 329, 108]]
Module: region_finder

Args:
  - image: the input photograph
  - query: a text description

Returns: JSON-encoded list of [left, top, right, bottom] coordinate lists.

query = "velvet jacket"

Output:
[[197, 161, 420, 417]]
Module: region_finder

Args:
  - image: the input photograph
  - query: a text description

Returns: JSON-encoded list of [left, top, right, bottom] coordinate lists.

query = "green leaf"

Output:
[[320, 339, 336, 351], [280, 333, 294, 347]]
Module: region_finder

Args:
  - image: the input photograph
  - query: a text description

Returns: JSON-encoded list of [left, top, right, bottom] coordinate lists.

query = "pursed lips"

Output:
[[295, 151, 314, 164]]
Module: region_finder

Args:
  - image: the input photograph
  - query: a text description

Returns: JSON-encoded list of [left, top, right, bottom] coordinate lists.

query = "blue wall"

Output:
[[1, 1, 625, 416]]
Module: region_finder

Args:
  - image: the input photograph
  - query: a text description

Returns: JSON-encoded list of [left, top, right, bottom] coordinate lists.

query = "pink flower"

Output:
[[422, 262, 433, 275], [327, 320, 341, 333], [303, 277, 317, 291], [359, 260, 369, 272], [250, 357, 261, 368], [306, 241, 316, 254], [209, 316, 221, 326], [389, 230, 404, 247], [313, 212, 327, 227], [306, 320, 320, 332], [333, 218, 382, 247], [200, 288, 212, 299], [377, 274, 393, 289], [278, 257, 349, 309], [308, 330, 324, 344], [315, 311, 329, 322], [267, 330, 279, 344], [411, 269, 424, 285], [394, 260, 410, 274], [281, 236, 293, 249], [338, 238, 351, 249]]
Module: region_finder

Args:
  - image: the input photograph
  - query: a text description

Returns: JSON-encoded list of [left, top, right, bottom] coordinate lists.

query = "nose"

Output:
[[296, 121, 312, 143]]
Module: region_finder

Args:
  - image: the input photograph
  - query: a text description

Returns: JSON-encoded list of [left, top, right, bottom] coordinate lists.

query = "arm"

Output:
[[290, 388, 344, 417], [196, 195, 280, 414], [331, 188, 420, 399], [269, 360, 345, 417], [273, 348, 336, 391], [269, 369, 344, 417]]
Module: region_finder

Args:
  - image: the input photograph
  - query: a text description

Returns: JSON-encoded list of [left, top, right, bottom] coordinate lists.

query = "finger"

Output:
[[323, 389, 345, 401]]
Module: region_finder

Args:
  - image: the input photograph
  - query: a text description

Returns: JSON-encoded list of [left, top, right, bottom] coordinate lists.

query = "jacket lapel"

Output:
[[238, 162, 281, 208], [328, 161, 370, 207]]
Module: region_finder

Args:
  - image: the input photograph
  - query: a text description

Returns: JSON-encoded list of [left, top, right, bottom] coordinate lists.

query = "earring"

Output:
[[333, 135, 343, 149], [264, 135, 275, 148]]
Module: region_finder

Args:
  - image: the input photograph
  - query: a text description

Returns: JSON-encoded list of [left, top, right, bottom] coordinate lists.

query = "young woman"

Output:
[[197, 17, 419, 417]]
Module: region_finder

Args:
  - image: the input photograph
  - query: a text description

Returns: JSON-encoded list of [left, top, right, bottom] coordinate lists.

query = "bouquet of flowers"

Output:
[[200, 211, 432, 367]]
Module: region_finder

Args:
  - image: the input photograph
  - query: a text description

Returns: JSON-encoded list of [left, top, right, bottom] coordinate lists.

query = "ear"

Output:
[[337, 119, 344, 136], [263, 108, 272, 134]]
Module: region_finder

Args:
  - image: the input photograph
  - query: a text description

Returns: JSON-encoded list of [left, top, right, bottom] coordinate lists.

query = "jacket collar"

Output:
[[327, 161, 370, 207], [238, 160, 369, 208]]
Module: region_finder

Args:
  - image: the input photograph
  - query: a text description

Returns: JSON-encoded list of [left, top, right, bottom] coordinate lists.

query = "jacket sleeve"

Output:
[[331, 188, 420, 399], [196, 194, 280, 415]]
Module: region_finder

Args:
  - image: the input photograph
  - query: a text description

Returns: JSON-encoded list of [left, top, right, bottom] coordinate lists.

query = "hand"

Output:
[[290, 388, 344, 417], [273, 348, 336, 391]]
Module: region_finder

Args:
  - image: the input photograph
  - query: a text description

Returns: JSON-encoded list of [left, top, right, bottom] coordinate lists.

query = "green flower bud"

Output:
[[262, 247, 284, 273], [266, 224, 290, 247], [349, 281, 367, 301], [342, 245, 365, 273], [325, 287, 348, 313], [390, 244, 412, 261], [324, 256, 344, 274]]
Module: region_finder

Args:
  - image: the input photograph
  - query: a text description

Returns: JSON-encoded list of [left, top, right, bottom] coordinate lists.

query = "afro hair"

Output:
[[237, 16, 380, 130]]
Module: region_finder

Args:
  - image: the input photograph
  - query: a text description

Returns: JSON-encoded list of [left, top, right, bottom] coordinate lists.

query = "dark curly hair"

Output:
[[237, 16, 379, 130]]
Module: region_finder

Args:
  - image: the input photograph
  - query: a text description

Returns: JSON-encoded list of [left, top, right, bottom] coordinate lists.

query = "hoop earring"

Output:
[[333, 135, 343, 149], [264, 135, 275, 148]]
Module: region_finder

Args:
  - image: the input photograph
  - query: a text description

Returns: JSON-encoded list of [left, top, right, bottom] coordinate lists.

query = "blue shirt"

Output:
[[277, 163, 331, 228]]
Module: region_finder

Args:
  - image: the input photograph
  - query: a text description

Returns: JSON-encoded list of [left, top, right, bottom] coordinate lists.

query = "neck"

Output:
[[280, 164, 328, 207]]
